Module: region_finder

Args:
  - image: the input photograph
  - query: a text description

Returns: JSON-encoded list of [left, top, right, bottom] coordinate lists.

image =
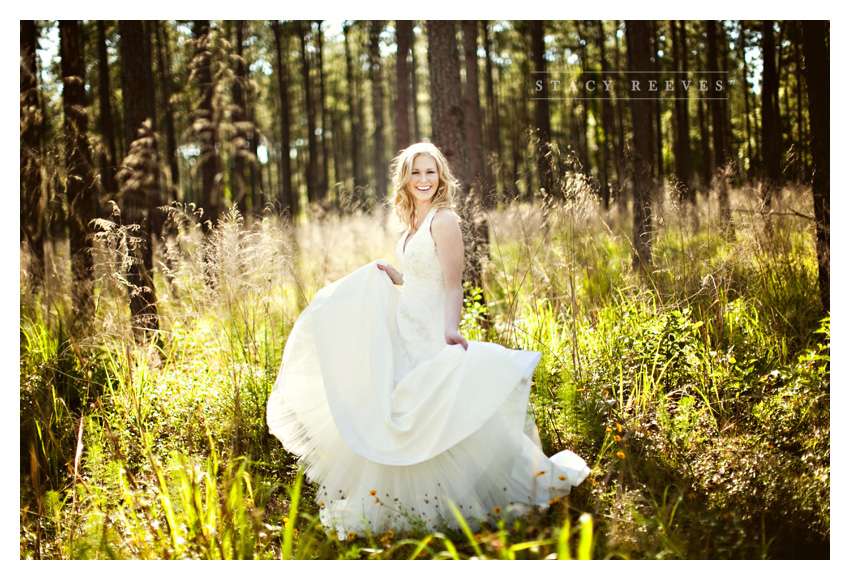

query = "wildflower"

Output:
[[536, 470, 546, 476], [549, 497, 560, 505], [617, 423, 623, 432], [576, 388, 585, 392], [606, 427, 612, 432], [558, 476, 567, 481], [319, 501, 324, 507], [494, 506, 502, 515], [348, 532, 356, 541], [370, 490, 377, 496], [374, 498, 379, 504], [283, 517, 289, 524], [616, 451, 625, 459], [614, 435, 622, 442], [387, 530, 394, 539]]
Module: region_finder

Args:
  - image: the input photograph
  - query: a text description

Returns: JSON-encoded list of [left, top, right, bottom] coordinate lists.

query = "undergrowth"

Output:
[[20, 182, 829, 559]]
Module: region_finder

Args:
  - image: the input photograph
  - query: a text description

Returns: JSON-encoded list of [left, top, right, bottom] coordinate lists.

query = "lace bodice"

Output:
[[396, 206, 445, 289], [394, 206, 449, 371]]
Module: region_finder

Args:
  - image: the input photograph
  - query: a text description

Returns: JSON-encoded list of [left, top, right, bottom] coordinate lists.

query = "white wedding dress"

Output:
[[267, 207, 589, 537]]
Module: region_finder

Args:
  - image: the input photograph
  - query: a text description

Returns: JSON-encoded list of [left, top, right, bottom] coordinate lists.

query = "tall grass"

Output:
[[20, 177, 829, 559]]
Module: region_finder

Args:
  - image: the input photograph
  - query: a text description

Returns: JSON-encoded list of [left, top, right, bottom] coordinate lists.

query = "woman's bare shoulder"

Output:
[[430, 208, 462, 244], [432, 208, 461, 227]]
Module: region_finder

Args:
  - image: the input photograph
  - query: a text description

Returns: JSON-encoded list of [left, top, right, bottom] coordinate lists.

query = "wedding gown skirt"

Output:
[[267, 208, 589, 537]]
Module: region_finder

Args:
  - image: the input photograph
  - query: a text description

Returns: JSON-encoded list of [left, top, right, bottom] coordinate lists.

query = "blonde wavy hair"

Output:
[[388, 142, 459, 231]]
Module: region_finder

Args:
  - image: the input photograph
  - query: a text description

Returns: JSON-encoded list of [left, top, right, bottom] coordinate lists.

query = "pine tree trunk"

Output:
[[530, 20, 553, 196], [316, 21, 331, 202], [801, 20, 830, 314], [21, 20, 45, 290], [232, 20, 249, 219], [651, 21, 664, 181], [428, 19, 489, 291], [96, 21, 118, 200], [482, 20, 500, 204], [192, 21, 221, 229], [370, 20, 387, 205], [118, 19, 159, 340], [670, 20, 693, 201], [596, 20, 614, 209], [739, 21, 753, 183], [396, 20, 413, 151], [462, 20, 488, 204], [271, 21, 296, 220], [761, 20, 781, 211], [707, 20, 732, 228], [296, 21, 319, 205], [626, 20, 654, 271], [612, 22, 627, 207], [344, 22, 366, 202], [60, 20, 97, 323], [575, 20, 591, 176], [411, 23, 422, 142], [154, 21, 179, 197]]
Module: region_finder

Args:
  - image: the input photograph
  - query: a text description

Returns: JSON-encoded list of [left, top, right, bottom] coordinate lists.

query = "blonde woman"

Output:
[[267, 142, 588, 539]]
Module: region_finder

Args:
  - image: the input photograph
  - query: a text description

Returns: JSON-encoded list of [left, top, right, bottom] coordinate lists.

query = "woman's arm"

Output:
[[431, 210, 469, 350]]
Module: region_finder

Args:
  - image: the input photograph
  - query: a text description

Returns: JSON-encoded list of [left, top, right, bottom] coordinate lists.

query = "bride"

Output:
[[267, 142, 589, 538]]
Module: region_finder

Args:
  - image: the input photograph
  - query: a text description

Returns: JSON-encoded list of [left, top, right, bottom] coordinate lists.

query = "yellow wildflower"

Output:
[[558, 476, 567, 481], [348, 532, 356, 541], [614, 435, 622, 442], [536, 470, 546, 476], [616, 451, 625, 459], [493, 506, 502, 515], [370, 490, 377, 496], [617, 423, 623, 432]]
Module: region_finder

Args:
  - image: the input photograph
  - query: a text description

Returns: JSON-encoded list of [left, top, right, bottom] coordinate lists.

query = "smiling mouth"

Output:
[[416, 186, 431, 191]]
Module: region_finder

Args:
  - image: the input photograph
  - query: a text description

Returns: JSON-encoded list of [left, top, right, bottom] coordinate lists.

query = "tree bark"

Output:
[[625, 20, 654, 271], [428, 20, 489, 291], [231, 20, 249, 218], [95, 21, 119, 201], [761, 20, 782, 211], [574, 20, 591, 176], [530, 20, 553, 197], [462, 20, 489, 205], [21, 20, 45, 290], [316, 21, 331, 201], [482, 20, 500, 205], [411, 22, 422, 142], [395, 20, 413, 151], [343, 22, 366, 202], [592, 22, 613, 208], [154, 21, 179, 197], [271, 21, 296, 221], [60, 20, 97, 322], [370, 20, 387, 206], [801, 20, 830, 314], [296, 21, 319, 205], [739, 21, 753, 182], [118, 19, 160, 340], [192, 21, 221, 229], [707, 20, 732, 228], [651, 21, 664, 180], [670, 20, 694, 202]]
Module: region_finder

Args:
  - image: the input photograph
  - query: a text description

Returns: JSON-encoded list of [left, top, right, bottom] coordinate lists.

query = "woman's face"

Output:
[[408, 154, 439, 203]]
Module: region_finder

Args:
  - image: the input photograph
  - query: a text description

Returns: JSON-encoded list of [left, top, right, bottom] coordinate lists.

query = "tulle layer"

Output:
[[267, 260, 590, 537]]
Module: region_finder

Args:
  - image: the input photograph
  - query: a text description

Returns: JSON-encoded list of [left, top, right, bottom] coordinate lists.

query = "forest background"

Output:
[[18, 14, 832, 560]]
